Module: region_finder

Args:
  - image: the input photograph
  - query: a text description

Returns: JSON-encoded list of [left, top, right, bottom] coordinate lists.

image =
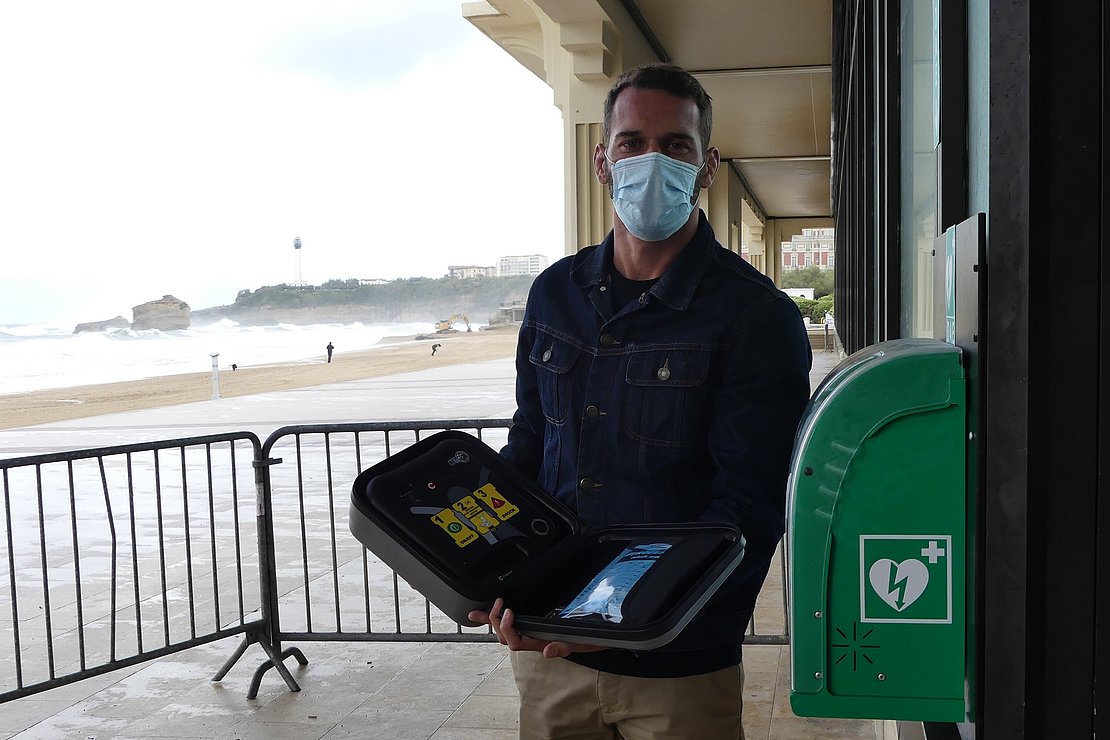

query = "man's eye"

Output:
[[620, 140, 642, 150], [669, 142, 692, 153]]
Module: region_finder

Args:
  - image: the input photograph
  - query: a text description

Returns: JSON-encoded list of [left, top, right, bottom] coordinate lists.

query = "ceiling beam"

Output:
[[691, 65, 832, 78], [735, 156, 831, 163], [727, 160, 767, 221], [615, 0, 671, 62]]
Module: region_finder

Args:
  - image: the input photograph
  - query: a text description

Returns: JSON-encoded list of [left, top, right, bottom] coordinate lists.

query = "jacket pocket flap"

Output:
[[626, 350, 710, 388], [529, 335, 580, 374]]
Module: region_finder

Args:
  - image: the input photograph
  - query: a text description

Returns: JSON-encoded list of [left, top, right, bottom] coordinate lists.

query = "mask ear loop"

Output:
[[688, 155, 709, 206], [603, 153, 616, 200]]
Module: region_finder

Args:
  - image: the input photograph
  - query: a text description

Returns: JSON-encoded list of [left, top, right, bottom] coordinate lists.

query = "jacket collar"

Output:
[[570, 211, 715, 311]]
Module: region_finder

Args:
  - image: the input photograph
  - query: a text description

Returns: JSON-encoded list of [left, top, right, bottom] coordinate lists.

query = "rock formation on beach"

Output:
[[131, 295, 191, 331], [73, 315, 131, 334]]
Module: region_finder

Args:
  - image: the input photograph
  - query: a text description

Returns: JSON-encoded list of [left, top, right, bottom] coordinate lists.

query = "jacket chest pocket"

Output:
[[529, 334, 581, 426], [623, 350, 711, 447]]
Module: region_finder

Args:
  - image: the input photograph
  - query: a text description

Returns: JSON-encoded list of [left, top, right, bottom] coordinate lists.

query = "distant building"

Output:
[[358, 278, 390, 286], [781, 227, 835, 270], [497, 254, 549, 277], [447, 265, 497, 278]]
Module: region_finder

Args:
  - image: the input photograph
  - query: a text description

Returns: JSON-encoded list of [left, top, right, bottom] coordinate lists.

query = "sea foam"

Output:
[[0, 320, 437, 395]]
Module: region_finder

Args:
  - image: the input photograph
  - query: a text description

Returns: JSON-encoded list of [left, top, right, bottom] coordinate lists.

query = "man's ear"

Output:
[[594, 142, 609, 185], [701, 147, 721, 189]]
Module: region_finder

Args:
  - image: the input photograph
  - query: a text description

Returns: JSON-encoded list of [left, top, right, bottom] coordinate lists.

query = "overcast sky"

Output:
[[0, 0, 565, 326]]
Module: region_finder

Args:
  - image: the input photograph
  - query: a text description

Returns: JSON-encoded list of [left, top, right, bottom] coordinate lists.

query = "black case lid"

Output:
[[351, 430, 577, 599]]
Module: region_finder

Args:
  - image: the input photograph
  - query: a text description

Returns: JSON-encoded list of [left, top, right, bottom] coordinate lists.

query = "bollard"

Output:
[[210, 353, 221, 400]]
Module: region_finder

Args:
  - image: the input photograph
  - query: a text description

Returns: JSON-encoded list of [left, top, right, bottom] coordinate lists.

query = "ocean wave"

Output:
[[0, 319, 437, 394], [0, 322, 75, 338]]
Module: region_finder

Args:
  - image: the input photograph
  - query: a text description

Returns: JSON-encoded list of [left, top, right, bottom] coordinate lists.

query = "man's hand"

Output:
[[468, 598, 606, 659]]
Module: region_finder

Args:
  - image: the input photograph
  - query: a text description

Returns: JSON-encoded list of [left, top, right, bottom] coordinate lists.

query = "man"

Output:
[[326, 342, 334, 363], [470, 63, 812, 739]]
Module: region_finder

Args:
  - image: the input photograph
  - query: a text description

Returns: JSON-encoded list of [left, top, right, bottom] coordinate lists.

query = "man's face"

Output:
[[594, 86, 718, 186]]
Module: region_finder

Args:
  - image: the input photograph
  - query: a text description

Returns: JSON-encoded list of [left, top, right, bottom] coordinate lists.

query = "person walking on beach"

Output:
[[469, 63, 812, 739], [431, 343, 441, 356], [326, 342, 334, 363]]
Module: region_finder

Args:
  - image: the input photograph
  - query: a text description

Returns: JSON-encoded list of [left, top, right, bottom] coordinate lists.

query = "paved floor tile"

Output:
[[0, 700, 74, 737], [214, 718, 331, 740], [430, 728, 517, 740], [442, 690, 518, 730], [108, 701, 256, 738], [360, 676, 475, 712], [323, 708, 452, 739], [7, 713, 133, 740], [470, 658, 515, 697]]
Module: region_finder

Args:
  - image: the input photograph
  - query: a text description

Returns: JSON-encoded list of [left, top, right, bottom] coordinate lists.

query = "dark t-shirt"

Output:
[[608, 269, 658, 311]]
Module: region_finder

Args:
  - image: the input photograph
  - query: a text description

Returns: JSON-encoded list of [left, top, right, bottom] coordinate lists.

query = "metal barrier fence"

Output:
[[0, 433, 301, 703], [0, 419, 789, 702]]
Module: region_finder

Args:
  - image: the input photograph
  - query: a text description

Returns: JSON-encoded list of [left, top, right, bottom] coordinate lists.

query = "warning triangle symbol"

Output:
[[491, 497, 505, 508]]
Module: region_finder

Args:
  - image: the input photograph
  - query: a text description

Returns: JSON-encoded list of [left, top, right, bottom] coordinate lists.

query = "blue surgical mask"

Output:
[[606, 152, 704, 242]]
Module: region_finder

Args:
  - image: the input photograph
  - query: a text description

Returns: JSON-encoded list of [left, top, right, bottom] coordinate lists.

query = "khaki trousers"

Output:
[[510, 652, 745, 740]]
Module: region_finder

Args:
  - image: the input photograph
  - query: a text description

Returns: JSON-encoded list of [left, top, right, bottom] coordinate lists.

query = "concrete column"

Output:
[[573, 121, 612, 247]]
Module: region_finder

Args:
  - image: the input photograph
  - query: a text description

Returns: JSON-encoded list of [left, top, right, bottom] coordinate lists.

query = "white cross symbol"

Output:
[[921, 541, 946, 564]]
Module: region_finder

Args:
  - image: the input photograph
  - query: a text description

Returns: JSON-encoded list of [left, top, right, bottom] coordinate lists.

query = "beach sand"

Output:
[[0, 327, 520, 431]]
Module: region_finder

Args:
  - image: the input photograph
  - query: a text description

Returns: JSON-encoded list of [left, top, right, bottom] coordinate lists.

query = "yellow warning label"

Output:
[[431, 509, 478, 548], [474, 483, 520, 521], [452, 495, 501, 534], [452, 495, 483, 521]]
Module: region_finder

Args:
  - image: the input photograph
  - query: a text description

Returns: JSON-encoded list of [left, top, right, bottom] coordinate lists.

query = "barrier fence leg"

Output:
[[211, 626, 307, 699]]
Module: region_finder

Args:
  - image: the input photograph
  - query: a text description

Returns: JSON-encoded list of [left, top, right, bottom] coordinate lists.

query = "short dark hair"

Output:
[[602, 63, 713, 151]]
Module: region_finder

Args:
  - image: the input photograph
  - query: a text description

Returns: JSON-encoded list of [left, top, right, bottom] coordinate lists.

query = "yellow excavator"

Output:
[[435, 314, 472, 333]]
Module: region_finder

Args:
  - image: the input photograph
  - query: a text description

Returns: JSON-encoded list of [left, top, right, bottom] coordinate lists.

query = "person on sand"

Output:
[[469, 63, 812, 739], [326, 342, 334, 363], [431, 343, 442, 356]]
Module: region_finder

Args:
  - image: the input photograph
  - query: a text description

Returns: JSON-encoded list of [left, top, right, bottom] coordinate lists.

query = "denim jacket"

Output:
[[503, 213, 812, 677]]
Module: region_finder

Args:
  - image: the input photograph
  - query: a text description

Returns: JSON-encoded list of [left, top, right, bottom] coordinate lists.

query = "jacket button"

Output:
[[542, 348, 552, 362], [600, 333, 616, 346], [585, 405, 600, 417], [579, 477, 595, 490], [657, 366, 671, 381]]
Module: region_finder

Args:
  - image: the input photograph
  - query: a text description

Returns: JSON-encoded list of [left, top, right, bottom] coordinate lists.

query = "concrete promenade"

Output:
[[0, 346, 883, 739]]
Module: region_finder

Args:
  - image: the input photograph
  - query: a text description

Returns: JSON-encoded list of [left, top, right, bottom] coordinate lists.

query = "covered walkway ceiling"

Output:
[[627, 0, 832, 219]]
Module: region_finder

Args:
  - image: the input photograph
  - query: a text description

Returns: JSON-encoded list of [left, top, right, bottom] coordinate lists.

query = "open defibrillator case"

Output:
[[348, 430, 746, 650]]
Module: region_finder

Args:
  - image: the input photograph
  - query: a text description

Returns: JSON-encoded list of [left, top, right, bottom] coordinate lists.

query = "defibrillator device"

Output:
[[348, 430, 746, 650]]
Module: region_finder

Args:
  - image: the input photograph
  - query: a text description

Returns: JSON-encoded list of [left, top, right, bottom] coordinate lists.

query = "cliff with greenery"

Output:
[[192, 275, 537, 326]]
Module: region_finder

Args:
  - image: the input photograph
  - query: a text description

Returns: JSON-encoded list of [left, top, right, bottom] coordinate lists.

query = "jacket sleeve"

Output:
[[500, 308, 544, 481], [698, 295, 812, 565]]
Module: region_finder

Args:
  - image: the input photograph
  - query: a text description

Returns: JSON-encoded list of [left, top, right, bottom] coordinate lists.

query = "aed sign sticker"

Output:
[[859, 535, 952, 624]]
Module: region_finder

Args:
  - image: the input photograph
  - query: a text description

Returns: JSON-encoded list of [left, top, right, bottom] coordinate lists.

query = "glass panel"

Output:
[[900, 0, 940, 337]]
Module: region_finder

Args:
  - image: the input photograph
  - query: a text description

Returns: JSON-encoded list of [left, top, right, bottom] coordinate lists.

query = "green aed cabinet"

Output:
[[788, 338, 968, 722]]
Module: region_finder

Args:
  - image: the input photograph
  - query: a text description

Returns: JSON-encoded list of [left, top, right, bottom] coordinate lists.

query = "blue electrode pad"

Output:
[[559, 543, 672, 623]]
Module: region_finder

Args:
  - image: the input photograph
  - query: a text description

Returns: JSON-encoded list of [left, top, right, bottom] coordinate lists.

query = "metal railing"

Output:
[[0, 433, 285, 702], [0, 419, 789, 702]]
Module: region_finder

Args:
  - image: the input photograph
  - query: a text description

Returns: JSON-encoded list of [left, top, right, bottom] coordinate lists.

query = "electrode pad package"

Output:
[[349, 430, 746, 650], [559, 543, 672, 623]]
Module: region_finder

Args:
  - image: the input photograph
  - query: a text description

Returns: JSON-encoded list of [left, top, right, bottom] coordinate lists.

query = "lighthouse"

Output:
[[293, 237, 303, 285]]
